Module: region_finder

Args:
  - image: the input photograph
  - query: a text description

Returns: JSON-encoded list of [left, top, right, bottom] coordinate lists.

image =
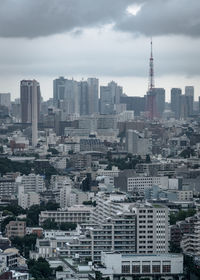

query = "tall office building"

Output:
[[171, 88, 182, 119], [100, 86, 114, 115], [0, 93, 11, 111], [32, 80, 38, 147], [79, 81, 89, 115], [53, 76, 66, 105], [108, 81, 123, 105], [53, 77, 79, 118], [20, 80, 41, 146], [20, 80, 41, 123], [185, 86, 194, 116], [87, 78, 99, 115]]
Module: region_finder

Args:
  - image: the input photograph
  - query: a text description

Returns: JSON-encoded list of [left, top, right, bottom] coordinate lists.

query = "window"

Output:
[[122, 264, 130, 273], [142, 262, 150, 273], [152, 262, 161, 273], [162, 261, 171, 273], [132, 262, 140, 273]]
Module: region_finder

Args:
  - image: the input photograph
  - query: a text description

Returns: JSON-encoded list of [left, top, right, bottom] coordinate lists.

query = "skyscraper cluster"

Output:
[[171, 86, 194, 119], [53, 77, 123, 119]]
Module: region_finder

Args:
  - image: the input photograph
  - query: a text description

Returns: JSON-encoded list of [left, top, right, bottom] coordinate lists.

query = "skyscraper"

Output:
[[185, 86, 194, 116], [79, 81, 89, 115], [32, 80, 38, 147], [0, 93, 11, 111], [20, 80, 41, 123], [53, 77, 79, 119], [171, 88, 182, 119], [20, 80, 41, 147], [100, 86, 113, 115], [87, 78, 99, 115]]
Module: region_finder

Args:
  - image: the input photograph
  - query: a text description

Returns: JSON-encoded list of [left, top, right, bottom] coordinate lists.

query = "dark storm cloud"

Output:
[[117, 0, 200, 37], [0, 0, 133, 38]]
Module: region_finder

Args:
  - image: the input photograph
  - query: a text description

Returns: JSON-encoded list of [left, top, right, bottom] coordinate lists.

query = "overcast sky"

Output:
[[0, 0, 200, 101]]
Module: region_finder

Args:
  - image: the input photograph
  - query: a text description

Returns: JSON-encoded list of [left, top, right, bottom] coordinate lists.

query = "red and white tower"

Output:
[[146, 39, 157, 119]]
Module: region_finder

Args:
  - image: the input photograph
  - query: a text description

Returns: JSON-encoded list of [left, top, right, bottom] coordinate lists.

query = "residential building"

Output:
[[125, 130, 152, 156], [132, 204, 169, 254], [39, 205, 91, 225], [6, 221, 26, 238]]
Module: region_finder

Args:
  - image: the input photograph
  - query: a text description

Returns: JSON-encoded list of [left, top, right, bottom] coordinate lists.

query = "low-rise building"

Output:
[[6, 221, 26, 238], [95, 252, 184, 280], [39, 205, 91, 225]]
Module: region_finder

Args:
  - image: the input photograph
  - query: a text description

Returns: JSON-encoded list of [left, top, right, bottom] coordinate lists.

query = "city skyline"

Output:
[[0, 1, 200, 101]]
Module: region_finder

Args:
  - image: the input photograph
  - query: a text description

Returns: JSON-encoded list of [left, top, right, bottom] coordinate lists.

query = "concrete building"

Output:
[[20, 80, 41, 124], [0, 93, 11, 111], [0, 178, 17, 198], [87, 78, 99, 115], [171, 88, 182, 119], [6, 221, 26, 238], [132, 204, 169, 254], [19, 173, 45, 193], [18, 191, 40, 209], [100, 86, 114, 115], [115, 171, 168, 194], [31, 80, 39, 147], [185, 86, 194, 116], [67, 212, 136, 262], [39, 205, 91, 225], [97, 252, 184, 280], [125, 130, 152, 156], [181, 213, 200, 256]]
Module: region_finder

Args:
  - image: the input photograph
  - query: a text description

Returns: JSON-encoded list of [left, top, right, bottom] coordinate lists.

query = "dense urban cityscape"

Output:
[[0, 1, 200, 280]]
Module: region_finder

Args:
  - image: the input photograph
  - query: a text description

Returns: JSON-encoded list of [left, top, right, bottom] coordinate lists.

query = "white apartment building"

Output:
[[50, 157, 67, 170], [18, 191, 40, 209], [51, 175, 72, 205], [19, 173, 45, 193], [0, 178, 17, 198], [98, 252, 184, 280], [91, 192, 127, 224], [39, 205, 91, 225], [127, 176, 169, 192], [59, 185, 72, 209], [177, 190, 193, 201], [68, 190, 89, 207], [67, 212, 136, 262], [97, 166, 120, 177], [181, 213, 200, 256], [125, 130, 152, 156], [132, 204, 169, 254]]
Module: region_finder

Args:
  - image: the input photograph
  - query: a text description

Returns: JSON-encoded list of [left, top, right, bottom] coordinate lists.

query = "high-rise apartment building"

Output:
[[132, 204, 169, 254]]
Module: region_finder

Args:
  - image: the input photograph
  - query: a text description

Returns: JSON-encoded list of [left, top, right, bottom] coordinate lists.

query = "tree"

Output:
[[28, 257, 52, 279], [55, 266, 63, 272], [11, 234, 37, 258], [42, 218, 58, 230], [145, 154, 151, 163], [1, 216, 15, 233], [47, 148, 59, 155]]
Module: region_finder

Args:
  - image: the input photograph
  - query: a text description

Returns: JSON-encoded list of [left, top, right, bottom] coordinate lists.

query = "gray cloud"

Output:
[[0, 0, 199, 38], [0, 0, 133, 38], [116, 0, 200, 37]]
